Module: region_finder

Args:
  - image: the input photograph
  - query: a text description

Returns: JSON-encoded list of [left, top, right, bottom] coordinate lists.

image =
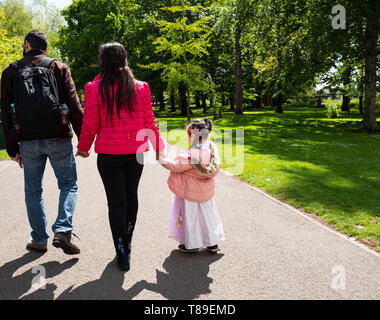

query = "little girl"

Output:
[[159, 118, 225, 253]]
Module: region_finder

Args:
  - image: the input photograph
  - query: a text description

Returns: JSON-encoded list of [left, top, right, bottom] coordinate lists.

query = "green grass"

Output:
[[0, 149, 9, 159], [156, 104, 380, 252]]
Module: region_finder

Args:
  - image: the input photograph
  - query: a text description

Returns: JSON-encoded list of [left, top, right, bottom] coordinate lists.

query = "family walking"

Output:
[[0, 30, 225, 272]]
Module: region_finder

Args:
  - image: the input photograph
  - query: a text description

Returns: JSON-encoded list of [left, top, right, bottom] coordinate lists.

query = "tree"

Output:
[[214, 0, 256, 115], [0, 8, 23, 73], [145, 0, 212, 120], [30, 0, 65, 59], [362, 0, 379, 132], [0, 0, 33, 37]]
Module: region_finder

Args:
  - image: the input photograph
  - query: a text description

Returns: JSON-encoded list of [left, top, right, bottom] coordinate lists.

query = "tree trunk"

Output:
[[362, 0, 379, 132], [263, 94, 273, 107], [159, 89, 165, 112], [235, 27, 243, 115], [202, 94, 207, 113], [221, 94, 226, 106], [195, 92, 201, 109], [187, 87, 191, 122], [359, 96, 364, 114], [209, 95, 214, 111], [342, 95, 351, 112], [170, 90, 176, 112], [179, 82, 187, 116], [229, 93, 235, 111], [317, 98, 323, 108], [275, 94, 284, 114]]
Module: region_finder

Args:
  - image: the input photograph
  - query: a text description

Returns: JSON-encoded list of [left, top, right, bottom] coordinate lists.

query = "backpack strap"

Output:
[[10, 60, 26, 73], [38, 57, 56, 69]]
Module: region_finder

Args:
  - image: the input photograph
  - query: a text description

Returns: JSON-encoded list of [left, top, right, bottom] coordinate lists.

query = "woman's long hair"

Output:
[[98, 42, 136, 121]]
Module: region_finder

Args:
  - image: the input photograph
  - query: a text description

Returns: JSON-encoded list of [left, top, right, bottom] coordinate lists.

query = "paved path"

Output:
[[0, 145, 379, 300]]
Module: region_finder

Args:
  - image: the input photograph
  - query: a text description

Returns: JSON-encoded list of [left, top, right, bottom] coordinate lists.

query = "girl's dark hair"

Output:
[[98, 42, 136, 121], [186, 118, 213, 144]]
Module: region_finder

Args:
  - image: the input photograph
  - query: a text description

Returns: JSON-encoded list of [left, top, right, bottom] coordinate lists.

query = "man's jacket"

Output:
[[1, 50, 84, 157]]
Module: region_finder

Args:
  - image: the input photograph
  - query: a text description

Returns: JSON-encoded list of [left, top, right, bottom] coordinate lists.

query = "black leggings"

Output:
[[97, 154, 144, 240]]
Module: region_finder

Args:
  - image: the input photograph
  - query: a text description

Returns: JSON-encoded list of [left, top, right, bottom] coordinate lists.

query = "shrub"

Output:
[[326, 97, 340, 119]]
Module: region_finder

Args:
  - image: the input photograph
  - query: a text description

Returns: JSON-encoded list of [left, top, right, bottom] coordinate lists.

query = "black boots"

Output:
[[113, 236, 131, 272]]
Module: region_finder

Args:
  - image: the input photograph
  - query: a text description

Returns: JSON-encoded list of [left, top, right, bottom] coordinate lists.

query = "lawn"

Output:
[[0, 149, 9, 159], [156, 104, 380, 252]]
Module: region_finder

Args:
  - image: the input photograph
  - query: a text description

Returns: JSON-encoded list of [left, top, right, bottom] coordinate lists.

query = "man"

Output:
[[0, 30, 83, 255]]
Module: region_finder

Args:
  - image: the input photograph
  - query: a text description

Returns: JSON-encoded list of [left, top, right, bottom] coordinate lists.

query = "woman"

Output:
[[76, 42, 165, 271]]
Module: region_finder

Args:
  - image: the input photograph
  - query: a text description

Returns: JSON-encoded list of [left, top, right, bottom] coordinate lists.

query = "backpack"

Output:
[[10, 57, 67, 140]]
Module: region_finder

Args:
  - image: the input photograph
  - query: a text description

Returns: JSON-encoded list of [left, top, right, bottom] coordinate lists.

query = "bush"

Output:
[[326, 97, 340, 119]]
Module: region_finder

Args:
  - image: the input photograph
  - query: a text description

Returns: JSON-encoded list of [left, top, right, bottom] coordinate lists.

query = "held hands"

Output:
[[75, 149, 90, 158], [11, 153, 23, 169], [158, 151, 167, 164]]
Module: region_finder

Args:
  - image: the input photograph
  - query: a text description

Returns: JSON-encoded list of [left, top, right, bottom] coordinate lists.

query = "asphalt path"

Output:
[[0, 145, 379, 300]]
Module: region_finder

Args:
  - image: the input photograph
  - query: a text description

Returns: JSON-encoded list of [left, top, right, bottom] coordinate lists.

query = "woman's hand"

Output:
[[11, 153, 23, 169], [75, 149, 90, 158]]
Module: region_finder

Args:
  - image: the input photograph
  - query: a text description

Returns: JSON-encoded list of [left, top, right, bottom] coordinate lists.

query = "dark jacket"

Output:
[[0, 50, 84, 157]]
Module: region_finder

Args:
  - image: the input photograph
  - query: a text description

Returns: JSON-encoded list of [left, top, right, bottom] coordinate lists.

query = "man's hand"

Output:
[[75, 149, 90, 158], [11, 153, 23, 169]]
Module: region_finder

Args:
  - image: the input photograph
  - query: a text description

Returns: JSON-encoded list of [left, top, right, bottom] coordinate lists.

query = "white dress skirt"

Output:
[[168, 194, 225, 250]]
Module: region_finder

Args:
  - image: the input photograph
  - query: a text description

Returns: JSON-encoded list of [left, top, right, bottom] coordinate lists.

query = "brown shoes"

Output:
[[26, 240, 48, 253], [53, 232, 81, 255]]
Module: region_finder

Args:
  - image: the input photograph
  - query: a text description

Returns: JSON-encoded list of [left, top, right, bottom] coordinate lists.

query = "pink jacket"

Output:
[[161, 142, 220, 202], [77, 75, 165, 155]]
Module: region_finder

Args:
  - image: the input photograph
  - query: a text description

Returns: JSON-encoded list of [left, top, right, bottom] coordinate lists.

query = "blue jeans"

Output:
[[20, 138, 78, 244]]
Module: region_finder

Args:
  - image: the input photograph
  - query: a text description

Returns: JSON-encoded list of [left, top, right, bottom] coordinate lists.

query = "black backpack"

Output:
[[10, 57, 66, 140]]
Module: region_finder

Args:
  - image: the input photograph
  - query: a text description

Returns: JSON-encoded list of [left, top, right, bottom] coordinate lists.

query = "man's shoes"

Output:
[[53, 232, 80, 255], [207, 245, 220, 253], [26, 240, 47, 253], [178, 244, 201, 253]]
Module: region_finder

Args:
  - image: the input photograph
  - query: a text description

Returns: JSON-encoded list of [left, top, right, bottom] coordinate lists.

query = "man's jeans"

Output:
[[20, 138, 78, 244]]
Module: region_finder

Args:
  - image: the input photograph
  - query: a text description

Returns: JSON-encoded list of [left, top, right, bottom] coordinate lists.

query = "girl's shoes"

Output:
[[178, 244, 220, 253], [207, 245, 220, 253], [178, 244, 201, 253]]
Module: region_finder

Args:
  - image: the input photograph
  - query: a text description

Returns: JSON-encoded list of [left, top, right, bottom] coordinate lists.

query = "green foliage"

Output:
[[31, 0, 65, 60], [0, 8, 23, 73], [325, 97, 340, 119], [146, 1, 212, 97], [0, 0, 33, 37]]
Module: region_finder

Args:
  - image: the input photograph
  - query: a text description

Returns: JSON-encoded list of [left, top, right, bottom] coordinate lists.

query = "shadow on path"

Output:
[[144, 250, 224, 300], [57, 250, 223, 300], [0, 252, 78, 300], [57, 260, 147, 300]]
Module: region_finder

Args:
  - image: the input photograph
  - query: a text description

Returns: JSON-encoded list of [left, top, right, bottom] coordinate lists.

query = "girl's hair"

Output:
[[98, 42, 136, 121], [186, 118, 213, 144]]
